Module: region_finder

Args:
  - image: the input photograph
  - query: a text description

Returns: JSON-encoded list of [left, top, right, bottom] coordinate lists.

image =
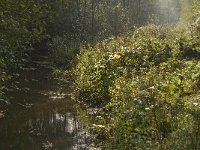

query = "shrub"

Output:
[[107, 60, 200, 149], [75, 25, 182, 106], [75, 24, 200, 149]]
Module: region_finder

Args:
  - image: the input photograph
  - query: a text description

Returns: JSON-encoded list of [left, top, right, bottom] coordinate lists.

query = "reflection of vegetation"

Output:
[[0, 109, 78, 149], [0, 64, 86, 149], [0, 0, 182, 101], [0, 0, 200, 149], [0, 0, 62, 102]]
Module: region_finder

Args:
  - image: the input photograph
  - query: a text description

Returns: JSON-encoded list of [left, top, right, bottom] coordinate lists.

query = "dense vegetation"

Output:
[[75, 24, 200, 149], [0, 0, 200, 149], [0, 0, 181, 105], [74, 0, 200, 149], [0, 0, 62, 105]]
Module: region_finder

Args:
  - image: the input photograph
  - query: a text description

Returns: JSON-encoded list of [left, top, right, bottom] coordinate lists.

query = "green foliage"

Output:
[[75, 25, 180, 105], [0, 0, 63, 102], [179, 0, 200, 30], [48, 34, 80, 68], [108, 61, 200, 149], [75, 24, 200, 149], [0, 0, 58, 51]]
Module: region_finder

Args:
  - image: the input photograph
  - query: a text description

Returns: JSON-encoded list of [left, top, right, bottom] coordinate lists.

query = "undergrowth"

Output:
[[74, 24, 200, 149]]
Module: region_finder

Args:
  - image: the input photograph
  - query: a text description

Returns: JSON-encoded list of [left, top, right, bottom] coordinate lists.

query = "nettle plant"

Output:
[[106, 60, 200, 149], [75, 24, 200, 149], [75, 25, 181, 106]]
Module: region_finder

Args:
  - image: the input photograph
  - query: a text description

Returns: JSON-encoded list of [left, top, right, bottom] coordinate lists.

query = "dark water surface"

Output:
[[0, 57, 91, 150]]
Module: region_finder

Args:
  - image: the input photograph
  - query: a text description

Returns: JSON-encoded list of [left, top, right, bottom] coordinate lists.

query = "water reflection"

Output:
[[0, 59, 90, 150]]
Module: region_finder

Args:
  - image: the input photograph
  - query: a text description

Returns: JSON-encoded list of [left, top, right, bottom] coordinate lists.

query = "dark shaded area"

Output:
[[0, 55, 89, 150], [179, 40, 200, 60]]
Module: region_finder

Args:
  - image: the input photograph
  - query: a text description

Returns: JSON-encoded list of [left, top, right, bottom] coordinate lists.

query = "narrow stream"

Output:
[[0, 56, 90, 150]]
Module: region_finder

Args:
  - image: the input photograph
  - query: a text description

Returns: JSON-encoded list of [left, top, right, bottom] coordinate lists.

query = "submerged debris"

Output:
[[0, 111, 5, 119], [42, 141, 53, 150]]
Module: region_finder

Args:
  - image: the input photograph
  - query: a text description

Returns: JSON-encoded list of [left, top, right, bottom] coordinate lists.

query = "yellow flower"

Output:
[[113, 53, 121, 60]]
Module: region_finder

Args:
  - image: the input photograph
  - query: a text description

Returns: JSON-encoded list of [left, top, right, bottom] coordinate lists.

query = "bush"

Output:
[[75, 24, 200, 149], [107, 60, 200, 149], [75, 25, 181, 106]]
